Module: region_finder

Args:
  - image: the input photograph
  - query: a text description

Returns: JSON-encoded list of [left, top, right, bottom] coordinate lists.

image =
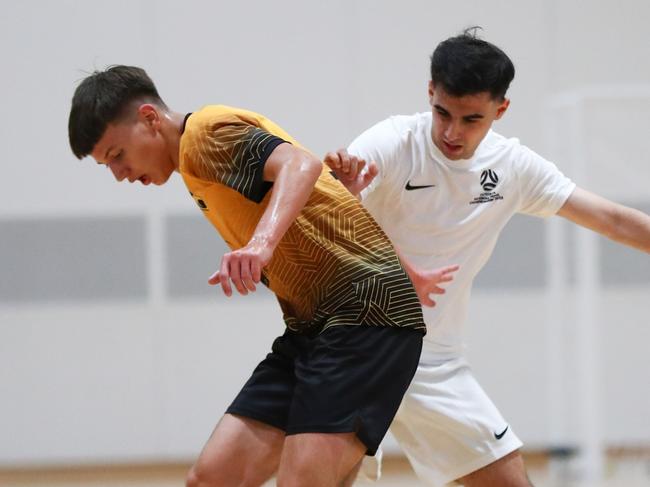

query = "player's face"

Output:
[[429, 82, 509, 160], [90, 105, 176, 186]]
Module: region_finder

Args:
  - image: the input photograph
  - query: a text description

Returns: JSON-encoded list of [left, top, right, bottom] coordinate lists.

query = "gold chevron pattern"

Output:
[[179, 105, 424, 335]]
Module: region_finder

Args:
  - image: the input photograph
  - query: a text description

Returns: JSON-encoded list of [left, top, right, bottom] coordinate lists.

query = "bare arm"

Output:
[[253, 143, 323, 250], [209, 143, 323, 296], [557, 186, 650, 253]]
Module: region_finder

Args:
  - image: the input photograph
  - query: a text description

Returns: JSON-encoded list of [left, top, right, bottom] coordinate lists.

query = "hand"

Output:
[[207, 237, 274, 297], [323, 148, 378, 196], [407, 264, 460, 307]]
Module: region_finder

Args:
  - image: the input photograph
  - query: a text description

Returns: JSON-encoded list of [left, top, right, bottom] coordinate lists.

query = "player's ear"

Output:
[[495, 98, 510, 120], [137, 103, 161, 130], [428, 81, 435, 105]]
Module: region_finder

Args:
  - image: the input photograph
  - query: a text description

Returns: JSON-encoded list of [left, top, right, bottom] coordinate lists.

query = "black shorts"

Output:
[[226, 325, 423, 455]]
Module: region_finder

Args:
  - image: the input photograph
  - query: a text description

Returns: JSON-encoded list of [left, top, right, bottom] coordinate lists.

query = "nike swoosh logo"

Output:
[[494, 426, 509, 440], [405, 181, 436, 191]]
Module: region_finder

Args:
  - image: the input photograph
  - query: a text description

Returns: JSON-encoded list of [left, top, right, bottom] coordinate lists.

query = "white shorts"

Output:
[[361, 357, 522, 486]]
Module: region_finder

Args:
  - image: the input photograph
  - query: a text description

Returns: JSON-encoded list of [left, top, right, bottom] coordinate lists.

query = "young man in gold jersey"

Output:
[[68, 65, 458, 487]]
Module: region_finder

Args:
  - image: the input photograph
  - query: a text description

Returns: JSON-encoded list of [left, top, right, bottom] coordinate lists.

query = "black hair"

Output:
[[68, 65, 167, 159], [430, 27, 515, 100]]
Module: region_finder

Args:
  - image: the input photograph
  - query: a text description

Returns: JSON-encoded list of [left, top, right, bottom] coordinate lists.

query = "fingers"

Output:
[[355, 157, 366, 175], [358, 160, 379, 192], [340, 151, 352, 175], [367, 160, 379, 178], [209, 251, 263, 297], [429, 264, 460, 284], [441, 264, 460, 276], [323, 149, 349, 171], [429, 285, 446, 294], [325, 148, 367, 181], [348, 155, 365, 179], [207, 270, 220, 285], [251, 258, 262, 284], [218, 256, 232, 297], [420, 292, 436, 307], [240, 256, 257, 293], [229, 258, 248, 295], [323, 151, 341, 169], [417, 264, 460, 302]]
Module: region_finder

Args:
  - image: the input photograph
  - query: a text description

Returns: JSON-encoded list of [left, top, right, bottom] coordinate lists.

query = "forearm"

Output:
[[251, 154, 322, 250], [558, 188, 650, 254], [606, 205, 650, 253]]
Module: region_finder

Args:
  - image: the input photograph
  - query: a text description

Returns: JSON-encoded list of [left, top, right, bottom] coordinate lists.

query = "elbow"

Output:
[[302, 154, 323, 181]]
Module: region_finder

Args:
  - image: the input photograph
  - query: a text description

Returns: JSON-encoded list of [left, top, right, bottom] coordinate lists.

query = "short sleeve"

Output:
[[192, 119, 288, 202], [516, 145, 576, 217]]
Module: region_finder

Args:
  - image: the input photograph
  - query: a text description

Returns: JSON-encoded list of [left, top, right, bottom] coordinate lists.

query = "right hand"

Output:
[[207, 237, 274, 297], [324, 148, 378, 196], [407, 264, 460, 307]]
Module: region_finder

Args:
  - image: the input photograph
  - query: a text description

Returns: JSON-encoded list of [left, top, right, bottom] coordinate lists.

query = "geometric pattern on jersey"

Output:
[[189, 121, 283, 203], [268, 173, 424, 335], [179, 105, 424, 335]]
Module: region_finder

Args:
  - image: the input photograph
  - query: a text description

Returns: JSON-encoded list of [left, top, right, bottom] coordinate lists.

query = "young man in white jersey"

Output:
[[325, 29, 650, 486]]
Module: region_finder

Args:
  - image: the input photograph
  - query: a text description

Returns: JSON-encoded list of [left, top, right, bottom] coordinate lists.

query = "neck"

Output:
[[161, 110, 186, 171]]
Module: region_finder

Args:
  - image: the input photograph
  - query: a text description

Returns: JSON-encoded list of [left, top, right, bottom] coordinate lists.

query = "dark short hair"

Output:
[[430, 27, 515, 100], [68, 65, 167, 159]]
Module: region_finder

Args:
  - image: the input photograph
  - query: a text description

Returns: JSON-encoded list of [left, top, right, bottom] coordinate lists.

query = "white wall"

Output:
[[1, 0, 649, 467]]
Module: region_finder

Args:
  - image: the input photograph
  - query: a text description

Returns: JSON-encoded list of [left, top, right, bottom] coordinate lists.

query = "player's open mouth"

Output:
[[138, 175, 151, 185], [443, 140, 463, 152]]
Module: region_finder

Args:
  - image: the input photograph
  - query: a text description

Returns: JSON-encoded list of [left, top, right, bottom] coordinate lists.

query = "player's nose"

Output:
[[109, 164, 128, 182], [444, 122, 461, 141]]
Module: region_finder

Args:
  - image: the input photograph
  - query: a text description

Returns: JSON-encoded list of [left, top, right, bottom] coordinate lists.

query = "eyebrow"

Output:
[[433, 104, 448, 114], [434, 104, 484, 120]]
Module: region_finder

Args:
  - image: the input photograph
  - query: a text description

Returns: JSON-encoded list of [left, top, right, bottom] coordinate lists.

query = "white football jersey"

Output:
[[349, 112, 575, 361]]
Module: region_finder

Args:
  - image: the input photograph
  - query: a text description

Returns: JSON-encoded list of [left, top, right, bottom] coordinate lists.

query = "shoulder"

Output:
[[481, 132, 572, 193], [477, 130, 545, 169], [184, 105, 261, 136], [179, 106, 262, 177], [479, 130, 520, 155], [183, 105, 297, 152], [349, 112, 429, 159], [181, 107, 242, 165], [371, 112, 430, 141]]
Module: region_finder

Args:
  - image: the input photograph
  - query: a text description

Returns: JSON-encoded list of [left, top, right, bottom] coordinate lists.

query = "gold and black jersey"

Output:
[[179, 105, 424, 335]]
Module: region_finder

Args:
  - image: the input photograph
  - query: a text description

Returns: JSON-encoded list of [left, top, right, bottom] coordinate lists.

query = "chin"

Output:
[[445, 147, 475, 161], [157, 171, 174, 186], [441, 151, 464, 161]]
